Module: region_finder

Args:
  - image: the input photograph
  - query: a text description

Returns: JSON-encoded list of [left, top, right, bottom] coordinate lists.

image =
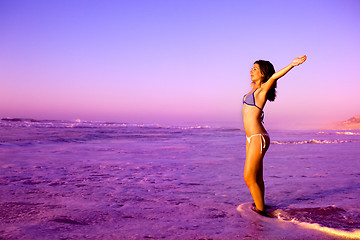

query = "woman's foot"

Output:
[[251, 203, 271, 217]]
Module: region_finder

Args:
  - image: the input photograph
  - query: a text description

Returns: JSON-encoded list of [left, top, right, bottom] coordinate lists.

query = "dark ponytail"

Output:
[[254, 60, 277, 102]]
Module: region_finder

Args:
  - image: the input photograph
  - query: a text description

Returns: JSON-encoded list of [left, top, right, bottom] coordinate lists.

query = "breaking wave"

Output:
[[272, 139, 351, 144], [238, 203, 360, 239], [336, 131, 360, 136], [273, 206, 360, 239]]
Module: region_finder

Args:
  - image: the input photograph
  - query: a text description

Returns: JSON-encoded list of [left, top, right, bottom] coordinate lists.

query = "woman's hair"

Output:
[[255, 60, 277, 101]]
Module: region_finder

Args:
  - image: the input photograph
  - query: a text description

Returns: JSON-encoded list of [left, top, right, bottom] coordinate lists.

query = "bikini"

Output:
[[243, 88, 269, 153]]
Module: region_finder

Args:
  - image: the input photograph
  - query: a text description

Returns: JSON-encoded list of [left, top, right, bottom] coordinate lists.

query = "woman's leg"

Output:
[[257, 158, 265, 206], [244, 135, 270, 212]]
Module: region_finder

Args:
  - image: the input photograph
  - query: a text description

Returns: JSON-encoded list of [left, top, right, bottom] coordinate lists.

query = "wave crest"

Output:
[[272, 139, 350, 145], [336, 131, 360, 135]]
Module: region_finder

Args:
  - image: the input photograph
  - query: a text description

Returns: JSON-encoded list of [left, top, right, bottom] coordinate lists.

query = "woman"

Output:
[[243, 55, 307, 215]]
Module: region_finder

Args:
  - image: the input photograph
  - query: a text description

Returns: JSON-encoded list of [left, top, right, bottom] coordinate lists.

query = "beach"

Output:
[[0, 119, 359, 239]]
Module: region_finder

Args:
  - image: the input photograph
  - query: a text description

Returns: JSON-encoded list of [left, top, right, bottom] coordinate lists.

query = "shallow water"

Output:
[[0, 119, 359, 239]]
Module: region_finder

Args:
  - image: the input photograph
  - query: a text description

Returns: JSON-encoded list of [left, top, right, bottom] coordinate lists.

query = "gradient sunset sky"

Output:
[[1, 0, 359, 129]]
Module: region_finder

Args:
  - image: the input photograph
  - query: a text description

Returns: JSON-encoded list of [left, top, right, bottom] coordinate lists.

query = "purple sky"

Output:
[[1, 0, 359, 129]]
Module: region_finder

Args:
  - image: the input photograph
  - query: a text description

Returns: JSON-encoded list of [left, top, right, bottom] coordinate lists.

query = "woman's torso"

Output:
[[243, 88, 268, 136]]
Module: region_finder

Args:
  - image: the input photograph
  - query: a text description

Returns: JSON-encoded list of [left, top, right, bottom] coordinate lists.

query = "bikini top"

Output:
[[243, 88, 264, 122]]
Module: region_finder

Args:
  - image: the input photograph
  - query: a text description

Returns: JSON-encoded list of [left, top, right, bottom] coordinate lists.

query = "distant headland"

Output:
[[1, 117, 40, 122], [330, 115, 360, 130]]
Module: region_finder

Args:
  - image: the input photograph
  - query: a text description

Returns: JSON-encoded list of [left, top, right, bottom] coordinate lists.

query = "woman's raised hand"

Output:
[[291, 55, 307, 66]]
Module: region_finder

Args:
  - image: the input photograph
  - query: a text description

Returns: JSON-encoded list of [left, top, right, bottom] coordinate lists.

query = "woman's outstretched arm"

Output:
[[262, 55, 307, 92]]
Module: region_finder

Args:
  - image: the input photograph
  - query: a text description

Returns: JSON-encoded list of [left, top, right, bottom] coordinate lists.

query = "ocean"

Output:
[[0, 119, 359, 240]]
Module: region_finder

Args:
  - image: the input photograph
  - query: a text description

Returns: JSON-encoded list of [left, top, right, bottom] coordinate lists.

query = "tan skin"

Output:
[[243, 55, 307, 212]]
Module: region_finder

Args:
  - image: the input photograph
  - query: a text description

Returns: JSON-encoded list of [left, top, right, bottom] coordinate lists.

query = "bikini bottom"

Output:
[[246, 133, 269, 154]]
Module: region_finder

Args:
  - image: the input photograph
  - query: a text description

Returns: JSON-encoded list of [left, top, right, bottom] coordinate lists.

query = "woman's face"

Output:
[[250, 63, 263, 82]]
